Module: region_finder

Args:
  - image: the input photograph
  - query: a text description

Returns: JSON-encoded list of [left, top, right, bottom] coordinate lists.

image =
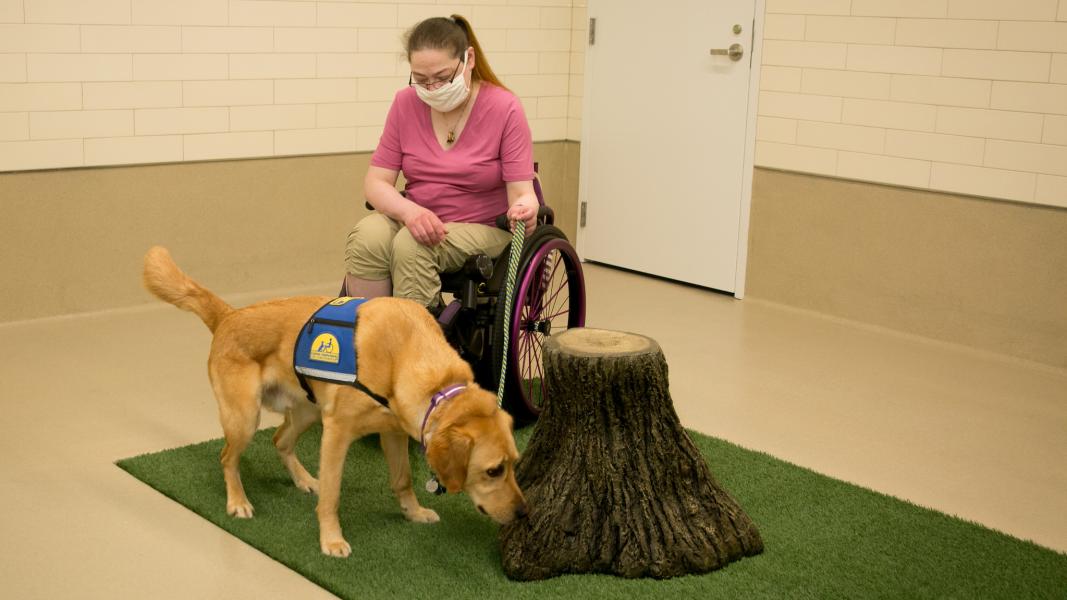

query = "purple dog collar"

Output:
[[420, 384, 467, 450]]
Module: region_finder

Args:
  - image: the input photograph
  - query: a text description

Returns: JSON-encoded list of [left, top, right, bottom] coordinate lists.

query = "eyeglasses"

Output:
[[409, 61, 462, 90]]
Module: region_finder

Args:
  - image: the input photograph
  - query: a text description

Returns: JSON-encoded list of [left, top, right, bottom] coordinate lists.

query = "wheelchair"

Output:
[[358, 171, 586, 424]]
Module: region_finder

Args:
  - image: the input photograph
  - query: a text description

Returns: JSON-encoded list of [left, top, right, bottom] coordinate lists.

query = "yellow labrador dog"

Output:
[[142, 246, 527, 557]]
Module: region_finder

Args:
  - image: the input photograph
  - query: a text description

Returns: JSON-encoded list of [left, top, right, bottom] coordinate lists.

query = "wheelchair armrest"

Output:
[[495, 206, 554, 231]]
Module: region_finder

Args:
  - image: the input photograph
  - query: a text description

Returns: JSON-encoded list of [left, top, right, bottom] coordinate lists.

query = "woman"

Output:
[[342, 15, 539, 308]]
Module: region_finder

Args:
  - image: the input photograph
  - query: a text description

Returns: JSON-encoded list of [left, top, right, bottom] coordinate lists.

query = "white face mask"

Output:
[[414, 50, 470, 113]]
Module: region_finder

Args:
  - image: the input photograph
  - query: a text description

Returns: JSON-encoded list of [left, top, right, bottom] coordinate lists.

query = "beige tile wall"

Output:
[[756, 0, 1067, 208], [12, 1, 1062, 210], [0, 0, 580, 172]]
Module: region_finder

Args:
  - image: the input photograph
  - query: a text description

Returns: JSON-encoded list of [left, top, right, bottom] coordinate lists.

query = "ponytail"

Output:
[[404, 15, 509, 92], [450, 15, 508, 91]]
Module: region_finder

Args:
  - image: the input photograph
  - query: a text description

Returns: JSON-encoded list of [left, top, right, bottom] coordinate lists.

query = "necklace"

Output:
[[443, 90, 473, 145]]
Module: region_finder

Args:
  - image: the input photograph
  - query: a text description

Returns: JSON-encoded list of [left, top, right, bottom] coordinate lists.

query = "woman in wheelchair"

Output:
[[343, 15, 586, 422], [342, 15, 539, 309]]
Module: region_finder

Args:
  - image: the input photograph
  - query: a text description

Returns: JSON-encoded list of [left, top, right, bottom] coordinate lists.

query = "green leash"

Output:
[[496, 220, 526, 407]]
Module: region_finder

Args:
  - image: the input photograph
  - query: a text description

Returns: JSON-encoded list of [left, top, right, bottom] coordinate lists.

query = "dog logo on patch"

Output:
[[309, 333, 340, 364]]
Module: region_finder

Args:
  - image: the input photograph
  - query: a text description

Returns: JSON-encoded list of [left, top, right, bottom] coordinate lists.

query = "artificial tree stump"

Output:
[[499, 328, 763, 581]]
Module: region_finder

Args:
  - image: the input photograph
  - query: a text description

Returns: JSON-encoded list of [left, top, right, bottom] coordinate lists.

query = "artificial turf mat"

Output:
[[117, 426, 1066, 599]]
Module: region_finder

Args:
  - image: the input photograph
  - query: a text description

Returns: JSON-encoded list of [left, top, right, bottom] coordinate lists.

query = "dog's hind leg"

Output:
[[272, 400, 321, 494], [381, 432, 439, 524], [212, 365, 261, 519]]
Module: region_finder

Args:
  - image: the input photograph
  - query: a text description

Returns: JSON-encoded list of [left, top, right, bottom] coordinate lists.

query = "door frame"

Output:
[[575, 0, 767, 300]]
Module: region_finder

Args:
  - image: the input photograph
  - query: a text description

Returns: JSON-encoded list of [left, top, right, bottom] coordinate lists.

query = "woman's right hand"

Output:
[[402, 204, 447, 246]]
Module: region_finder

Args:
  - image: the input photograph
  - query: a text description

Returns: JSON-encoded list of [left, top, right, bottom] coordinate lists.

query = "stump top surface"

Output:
[[549, 327, 658, 357]]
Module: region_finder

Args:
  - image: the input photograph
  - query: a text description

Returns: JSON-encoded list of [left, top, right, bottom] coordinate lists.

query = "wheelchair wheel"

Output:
[[493, 226, 585, 423]]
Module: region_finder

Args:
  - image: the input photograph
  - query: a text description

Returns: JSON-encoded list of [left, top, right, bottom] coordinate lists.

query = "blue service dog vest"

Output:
[[294, 297, 367, 384], [293, 297, 389, 406]]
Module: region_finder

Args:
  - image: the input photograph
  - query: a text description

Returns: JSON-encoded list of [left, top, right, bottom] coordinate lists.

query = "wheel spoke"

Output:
[[528, 263, 548, 316], [547, 301, 567, 333], [521, 325, 535, 362], [544, 282, 568, 324], [522, 336, 535, 380], [541, 282, 564, 315], [517, 303, 531, 337], [542, 307, 570, 323], [518, 330, 533, 365], [524, 284, 543, 323], [533, 333, 545, 373], [522, 334, 535, 378], [533, 252, 559, 310], [532, 336, 544, 402], [540, 263, 568, 314], [539, 255, 561, 306]]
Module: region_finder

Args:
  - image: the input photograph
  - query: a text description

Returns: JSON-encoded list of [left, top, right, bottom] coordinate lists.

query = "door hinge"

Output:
[[588, 18, 596, 46], [580, 201, 588, 227]]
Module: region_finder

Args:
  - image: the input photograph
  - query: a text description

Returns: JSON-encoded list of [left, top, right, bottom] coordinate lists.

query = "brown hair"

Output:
[[404, 15, 508, 91]]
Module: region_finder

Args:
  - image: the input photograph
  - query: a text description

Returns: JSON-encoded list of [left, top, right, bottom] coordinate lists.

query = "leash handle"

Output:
[[496, 220, 526, 408]]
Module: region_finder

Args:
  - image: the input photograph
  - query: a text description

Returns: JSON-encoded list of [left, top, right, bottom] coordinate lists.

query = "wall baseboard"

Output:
[[746, 168, 1067, 369]]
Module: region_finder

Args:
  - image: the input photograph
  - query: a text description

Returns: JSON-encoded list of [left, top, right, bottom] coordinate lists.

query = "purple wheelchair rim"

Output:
[[508, 237, 586, 413]]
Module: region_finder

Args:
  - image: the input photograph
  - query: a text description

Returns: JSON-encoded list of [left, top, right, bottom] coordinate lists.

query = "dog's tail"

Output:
[[142, 246, 233, 333]]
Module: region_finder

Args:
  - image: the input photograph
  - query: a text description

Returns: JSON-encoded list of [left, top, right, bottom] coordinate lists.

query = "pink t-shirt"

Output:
[[371, 83, 535, 226]]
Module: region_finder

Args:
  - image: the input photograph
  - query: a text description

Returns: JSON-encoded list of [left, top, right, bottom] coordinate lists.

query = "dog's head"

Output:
[[425, 386, 528, 524]]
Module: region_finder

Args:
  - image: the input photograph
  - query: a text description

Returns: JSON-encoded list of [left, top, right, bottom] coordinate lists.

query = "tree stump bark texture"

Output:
[[499, 328, 763, 581]]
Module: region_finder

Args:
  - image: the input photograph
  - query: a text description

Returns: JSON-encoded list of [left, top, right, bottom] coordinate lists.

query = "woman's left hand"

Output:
[[507, 201, 538, 233]]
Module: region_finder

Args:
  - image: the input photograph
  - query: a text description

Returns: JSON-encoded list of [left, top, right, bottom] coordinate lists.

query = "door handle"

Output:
[[709, 43, 744, 61]]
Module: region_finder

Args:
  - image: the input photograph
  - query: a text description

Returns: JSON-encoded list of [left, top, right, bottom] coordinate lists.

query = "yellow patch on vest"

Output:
[[309, 333, 340, 364]]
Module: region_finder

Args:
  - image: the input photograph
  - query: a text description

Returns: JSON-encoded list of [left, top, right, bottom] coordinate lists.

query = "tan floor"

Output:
[[1, 263, 1064, 598]]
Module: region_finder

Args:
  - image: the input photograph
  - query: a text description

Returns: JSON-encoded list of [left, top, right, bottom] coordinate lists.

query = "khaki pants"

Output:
[[344, 213, 512, 307]]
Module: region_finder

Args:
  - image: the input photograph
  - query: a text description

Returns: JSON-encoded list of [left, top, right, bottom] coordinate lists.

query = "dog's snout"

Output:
[[515, 502, 529, 519]]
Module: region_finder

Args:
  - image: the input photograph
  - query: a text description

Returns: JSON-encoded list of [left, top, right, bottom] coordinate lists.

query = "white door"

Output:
[[578, 0, 761, 295]]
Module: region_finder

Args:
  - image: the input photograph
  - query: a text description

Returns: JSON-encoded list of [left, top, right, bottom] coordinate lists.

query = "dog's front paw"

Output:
[[227, 500, 255, 519], [295, 476, 319, 495], [404, 507, 440, 524], [321, 538, 352, 558]]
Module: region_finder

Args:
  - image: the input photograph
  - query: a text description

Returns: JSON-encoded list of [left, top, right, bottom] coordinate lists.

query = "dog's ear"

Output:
[[426, 429, 472, 493]]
